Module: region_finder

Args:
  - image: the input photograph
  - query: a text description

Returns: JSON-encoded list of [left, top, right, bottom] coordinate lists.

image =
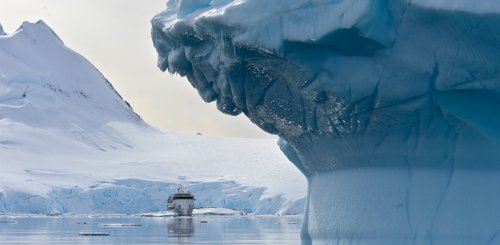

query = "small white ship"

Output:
[[168, 186, 195, 216]]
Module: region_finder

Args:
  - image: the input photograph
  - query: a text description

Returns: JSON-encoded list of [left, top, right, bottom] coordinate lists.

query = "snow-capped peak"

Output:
[[0, 21, 142, 132], [15, 20, 64, 44]]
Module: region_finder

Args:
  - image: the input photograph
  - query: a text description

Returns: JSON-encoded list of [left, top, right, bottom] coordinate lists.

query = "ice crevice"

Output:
[[489, 230, 500, 245], [152, 0, 500, 243]]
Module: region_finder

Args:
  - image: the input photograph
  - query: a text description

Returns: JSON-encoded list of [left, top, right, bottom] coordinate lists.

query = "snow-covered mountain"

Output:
[[152, 0, 500, 243], [0, 21, 306, 215]]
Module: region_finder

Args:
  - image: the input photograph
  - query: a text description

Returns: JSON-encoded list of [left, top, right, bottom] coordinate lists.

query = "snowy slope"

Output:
[[152, 0, 500, 243], [0, 21, 306, 215]]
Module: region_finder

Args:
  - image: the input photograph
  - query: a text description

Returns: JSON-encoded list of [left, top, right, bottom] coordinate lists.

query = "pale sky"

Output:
[[0, 0, 272, 138]]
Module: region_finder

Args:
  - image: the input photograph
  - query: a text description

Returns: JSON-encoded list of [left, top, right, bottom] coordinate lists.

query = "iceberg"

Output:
[[152, 0, 500, 243]]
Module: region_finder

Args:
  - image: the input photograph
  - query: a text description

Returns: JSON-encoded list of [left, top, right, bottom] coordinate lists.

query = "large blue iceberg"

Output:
[[152, 1, 500, 243]]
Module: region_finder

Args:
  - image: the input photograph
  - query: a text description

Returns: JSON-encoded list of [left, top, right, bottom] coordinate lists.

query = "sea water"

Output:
[[0, 215, 302, 244]]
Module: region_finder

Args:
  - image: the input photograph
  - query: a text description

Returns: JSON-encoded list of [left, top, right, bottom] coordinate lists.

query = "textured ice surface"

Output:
[[152, 0, 500, 243], [0, 21, 306, 215]]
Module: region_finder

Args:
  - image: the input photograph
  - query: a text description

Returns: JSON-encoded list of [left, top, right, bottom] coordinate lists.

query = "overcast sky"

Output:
[[0, 0, 272, 138]]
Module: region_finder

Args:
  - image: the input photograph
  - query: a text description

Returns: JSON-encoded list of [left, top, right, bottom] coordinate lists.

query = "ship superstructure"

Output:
[[168, 186, 195, 216]]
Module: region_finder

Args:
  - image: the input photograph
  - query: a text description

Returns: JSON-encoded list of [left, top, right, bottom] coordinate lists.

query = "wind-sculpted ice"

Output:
[[152, 0, 500, 243]]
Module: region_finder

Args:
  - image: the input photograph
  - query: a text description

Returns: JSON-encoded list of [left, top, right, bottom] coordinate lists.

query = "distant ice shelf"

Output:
[[0, 179, 304, 215]]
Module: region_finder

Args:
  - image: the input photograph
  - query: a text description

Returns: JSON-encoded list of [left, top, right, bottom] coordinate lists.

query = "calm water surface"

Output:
[[0, 215, 302, 244]]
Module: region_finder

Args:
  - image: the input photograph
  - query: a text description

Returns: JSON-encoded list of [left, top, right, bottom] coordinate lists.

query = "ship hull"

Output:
[[172, 198, 195, 216]]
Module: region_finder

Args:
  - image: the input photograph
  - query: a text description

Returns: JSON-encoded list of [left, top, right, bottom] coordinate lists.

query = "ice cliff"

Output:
[[0, 21, 306, 215], [152, 0, 500, 243]]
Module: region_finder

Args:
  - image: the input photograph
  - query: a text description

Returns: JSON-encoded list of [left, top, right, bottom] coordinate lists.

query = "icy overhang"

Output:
[[152, 0, 500, 173]]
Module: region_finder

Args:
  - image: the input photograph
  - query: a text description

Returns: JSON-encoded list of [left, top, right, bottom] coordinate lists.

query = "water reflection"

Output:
[[167, 217, 194, 238], [0, 215, 301, 244]]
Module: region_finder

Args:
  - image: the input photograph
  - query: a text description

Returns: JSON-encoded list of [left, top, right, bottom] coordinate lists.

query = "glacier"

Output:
[[151, 0, 500, 244], [0, 21, 306, 215]]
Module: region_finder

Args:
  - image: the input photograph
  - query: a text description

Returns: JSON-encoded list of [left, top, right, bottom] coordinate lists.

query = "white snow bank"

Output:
[[153, 0, 500, 54], [140, 211, 177, 217], [193, 207, 243, 216]]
